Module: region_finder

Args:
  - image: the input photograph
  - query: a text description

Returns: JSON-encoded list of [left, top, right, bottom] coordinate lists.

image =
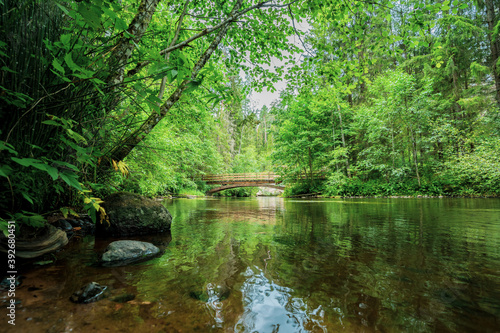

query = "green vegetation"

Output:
[[270, 0, 500, 197], [1, 0, 499, 233]]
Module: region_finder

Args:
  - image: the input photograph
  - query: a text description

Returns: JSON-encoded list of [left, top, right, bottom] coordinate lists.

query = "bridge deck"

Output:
[[202, 173, 281, 184]]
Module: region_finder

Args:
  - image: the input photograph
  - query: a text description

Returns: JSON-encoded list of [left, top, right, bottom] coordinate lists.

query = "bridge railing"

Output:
[[201, 172, 328, 184], [202, 172, 280, 183]]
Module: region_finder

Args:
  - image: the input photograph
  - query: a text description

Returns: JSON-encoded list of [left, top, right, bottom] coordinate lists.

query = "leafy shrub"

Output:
[[440, 145, 500, 195]]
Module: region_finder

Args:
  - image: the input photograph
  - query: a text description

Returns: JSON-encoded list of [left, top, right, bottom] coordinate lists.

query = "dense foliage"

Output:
[[1, 0, 499, 233], [270, 0, 500, 197], [0, 0, 298, 232]]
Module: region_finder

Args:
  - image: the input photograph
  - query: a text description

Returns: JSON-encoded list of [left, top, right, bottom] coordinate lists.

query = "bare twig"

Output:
[[288, 4, 313, 56]]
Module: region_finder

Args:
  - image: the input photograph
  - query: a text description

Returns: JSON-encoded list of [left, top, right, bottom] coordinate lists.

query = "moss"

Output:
[[98, 192, 172, 236]]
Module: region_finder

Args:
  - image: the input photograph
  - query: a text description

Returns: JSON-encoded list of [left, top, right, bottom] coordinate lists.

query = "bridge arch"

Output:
[[207, 184, 284, 195], [201, 172, 326, 195], [201, 173, 284, 195]]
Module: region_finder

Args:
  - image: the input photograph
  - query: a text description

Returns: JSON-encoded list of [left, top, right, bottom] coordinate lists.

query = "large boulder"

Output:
[[97, 192, 172, 236], [101, 240, 160, 266]]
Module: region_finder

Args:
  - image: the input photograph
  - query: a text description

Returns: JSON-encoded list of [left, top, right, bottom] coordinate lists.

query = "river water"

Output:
[[5, 197, 500, 332]]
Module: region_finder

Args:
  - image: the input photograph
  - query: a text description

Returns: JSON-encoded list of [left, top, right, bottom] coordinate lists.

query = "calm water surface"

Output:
[[5, 197, 500, 332]]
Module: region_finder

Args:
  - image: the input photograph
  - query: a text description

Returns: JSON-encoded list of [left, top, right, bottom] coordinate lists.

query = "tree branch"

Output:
[[288, 4, 313, 57], [110, 0, 245, 161], [127, 0, 277, 77]]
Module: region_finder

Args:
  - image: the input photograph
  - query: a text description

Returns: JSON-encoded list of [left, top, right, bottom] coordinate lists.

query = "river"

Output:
[[5, 197, 500, 332]]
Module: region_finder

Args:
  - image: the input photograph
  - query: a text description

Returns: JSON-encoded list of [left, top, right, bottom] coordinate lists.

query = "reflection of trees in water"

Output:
[[140, 198, 500, 331], [270, 199, 500, 332]]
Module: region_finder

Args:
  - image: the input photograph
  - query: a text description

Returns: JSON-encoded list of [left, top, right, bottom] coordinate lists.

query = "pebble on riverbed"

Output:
[[69, 282, 108, 304]]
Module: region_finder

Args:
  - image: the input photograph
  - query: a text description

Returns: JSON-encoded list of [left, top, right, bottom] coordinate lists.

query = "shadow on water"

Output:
[[2, 197, 500, 332]]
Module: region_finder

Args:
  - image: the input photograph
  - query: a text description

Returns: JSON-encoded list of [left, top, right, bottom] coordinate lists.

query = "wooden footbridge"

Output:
[[201, 172, 327, 194], [201, 173, 284, 195]]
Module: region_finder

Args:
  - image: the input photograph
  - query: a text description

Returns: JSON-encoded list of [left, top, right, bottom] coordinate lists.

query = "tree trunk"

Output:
[[485, 0, 500, 104], [338, 106, 351, 178], [308, 147, 313, 188], [238, 123, 245, 154], [106, 0, 161, 89], [410, 128, 421, 187], [109, 0, 244, 161]]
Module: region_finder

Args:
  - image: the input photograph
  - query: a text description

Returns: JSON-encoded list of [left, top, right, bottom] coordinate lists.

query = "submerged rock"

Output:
[[70, 282, 108, 304], [112, 293, 136, 303], [53, 219, 74, 232], [101, 240, 160, 266], [97, 192, 172, 236], [66, 218, 95, 235]]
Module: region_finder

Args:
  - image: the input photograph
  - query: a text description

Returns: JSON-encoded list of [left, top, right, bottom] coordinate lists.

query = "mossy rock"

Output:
[[96, 192, 172, 237]]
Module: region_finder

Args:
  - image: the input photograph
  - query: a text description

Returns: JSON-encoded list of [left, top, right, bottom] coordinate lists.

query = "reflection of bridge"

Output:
[[202, 173, 284, 195]]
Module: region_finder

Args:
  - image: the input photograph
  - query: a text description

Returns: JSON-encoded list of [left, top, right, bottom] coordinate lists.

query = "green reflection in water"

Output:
[[128, 197, 500, 332]]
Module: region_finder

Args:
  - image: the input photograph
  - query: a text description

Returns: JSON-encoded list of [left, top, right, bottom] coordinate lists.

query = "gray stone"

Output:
[[101, 240, 160, 264], [97, 192, 172, 236], [54, 219, 73, 232], [70, 282, 108, 304]]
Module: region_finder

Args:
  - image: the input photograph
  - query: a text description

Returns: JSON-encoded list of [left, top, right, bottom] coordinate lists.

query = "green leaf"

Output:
[[21, 192, 34, 205], [0, 165, 13, 177], [59, 171, 82, 190], [147, 94, 162, 105], [52, 58, 65, 74], [91, 78, 106, 85], [16, 212, 45, 228], [102, 7, 118, 19], [115, 18, 128, 31], [56, 3, 71, 16], [42, 120, 62, 127], [64, 53, 80, 72], [0, 141, 18, 155], [170, 69, 178, 80], [66, 128, 88, 144], [60, 34, 71, 46], [54, 161, 79, 172], [1, 66, 17, 73], [78, 3, 103, 29], [11, 157, 39, 167], [46, 166, 59, 181]]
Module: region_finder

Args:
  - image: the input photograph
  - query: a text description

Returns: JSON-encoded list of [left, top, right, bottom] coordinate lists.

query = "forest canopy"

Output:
[[1, 0, 499, 232]]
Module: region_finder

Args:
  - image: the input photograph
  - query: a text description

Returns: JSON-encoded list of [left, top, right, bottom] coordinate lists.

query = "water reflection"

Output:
[[6, 197, 500, 333], [236, 266, 327, 333]]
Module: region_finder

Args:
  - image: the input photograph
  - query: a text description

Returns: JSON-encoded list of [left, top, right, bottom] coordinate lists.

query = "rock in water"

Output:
[[70, 282, 108, 303], [101, 240, 160, 266], [97, 192, 172, 236], [0, 224, 68, 259]]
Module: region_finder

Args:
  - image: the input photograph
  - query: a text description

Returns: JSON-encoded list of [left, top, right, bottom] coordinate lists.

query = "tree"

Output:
[[0, 0, 304, 225]]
